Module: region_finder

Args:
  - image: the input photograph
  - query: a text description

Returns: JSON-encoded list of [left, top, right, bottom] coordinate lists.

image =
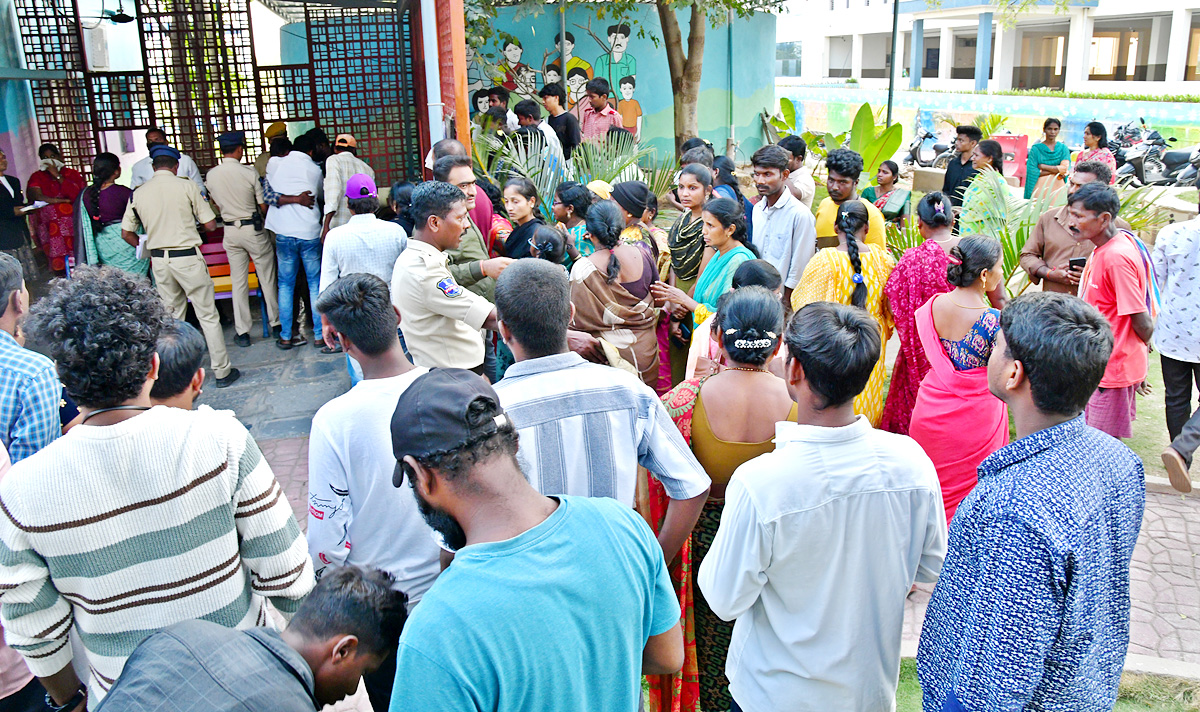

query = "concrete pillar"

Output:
[[1148, 15, 1169, 81], [802, 30, 826, 82], [974, 12, 993, 91], [909, 20, 924, 89], [992, 22, 1018, 91], [851, 33, 864, 79], [1165, 8, 1193, 82], [938, 25, 954, 80], [1064, 7, 1093, 91]]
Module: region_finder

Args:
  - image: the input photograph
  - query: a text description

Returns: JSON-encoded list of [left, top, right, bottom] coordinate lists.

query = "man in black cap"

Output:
[[205, 130, 280, 347], [122, 144, 239, 386], [387, 368, 683, 710], [610, 180, 652, 224]]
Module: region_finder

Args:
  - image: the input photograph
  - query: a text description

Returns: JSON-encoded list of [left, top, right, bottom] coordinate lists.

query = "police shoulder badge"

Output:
[[437, 277, 464, 297]]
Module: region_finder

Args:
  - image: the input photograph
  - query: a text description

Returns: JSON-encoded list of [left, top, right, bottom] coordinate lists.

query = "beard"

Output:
[[411, 480, 467, 552]]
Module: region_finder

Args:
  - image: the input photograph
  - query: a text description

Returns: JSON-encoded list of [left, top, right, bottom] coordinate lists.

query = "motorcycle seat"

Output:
[[933, 143, 949, 153], [1163, 150, 1191, 164]]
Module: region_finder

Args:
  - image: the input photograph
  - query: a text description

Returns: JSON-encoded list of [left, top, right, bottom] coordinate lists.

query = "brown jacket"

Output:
[[1020, 205, 1130, 295]]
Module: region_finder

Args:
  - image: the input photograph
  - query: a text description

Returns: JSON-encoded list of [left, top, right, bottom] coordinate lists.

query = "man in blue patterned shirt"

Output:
[[0, 254, 60, 462], [918, 292, 1145, 711]]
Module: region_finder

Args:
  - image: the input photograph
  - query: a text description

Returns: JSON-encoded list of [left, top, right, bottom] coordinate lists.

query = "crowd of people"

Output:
[[0, 99, 1196, 712]]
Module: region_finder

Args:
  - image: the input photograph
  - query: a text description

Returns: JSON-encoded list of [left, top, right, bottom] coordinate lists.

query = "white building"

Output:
[[780, 0, 1200, 93]]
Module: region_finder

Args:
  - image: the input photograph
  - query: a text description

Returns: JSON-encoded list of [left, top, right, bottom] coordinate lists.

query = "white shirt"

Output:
[[697, 417, 946, 712], [264, 152, 323, 240], [1151, 217, 1200, 363], [319, 214, 407, 293], [751, 189, 817, 290], [494, 353, 711, 506], [130, 153, 206, 195], [789, 169, 816, 210], [306, 368, 441, 605]]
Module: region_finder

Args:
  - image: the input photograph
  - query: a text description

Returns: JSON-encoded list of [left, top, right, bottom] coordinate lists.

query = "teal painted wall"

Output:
[[776, 82, 1200, 148], [473, 6, 777, 160]]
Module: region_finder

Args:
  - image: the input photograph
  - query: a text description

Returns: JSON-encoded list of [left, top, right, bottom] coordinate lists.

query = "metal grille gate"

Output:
[[13, 0, 423, 186]]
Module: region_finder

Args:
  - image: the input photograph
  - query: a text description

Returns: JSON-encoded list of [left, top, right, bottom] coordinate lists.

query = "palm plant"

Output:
[[570, 131, 654, 187], [971, 113, 1009, 139]]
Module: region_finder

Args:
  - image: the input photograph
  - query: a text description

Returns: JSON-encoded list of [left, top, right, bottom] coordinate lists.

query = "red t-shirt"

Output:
[[1082, 232, 1150, 388]]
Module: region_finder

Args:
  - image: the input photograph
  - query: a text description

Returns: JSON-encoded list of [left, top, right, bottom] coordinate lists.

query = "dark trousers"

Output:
[[731, 700, 744, 712], [1163, 354, 1200, 467], [1, 677, 51, 712], [363, 650, 397, 711]]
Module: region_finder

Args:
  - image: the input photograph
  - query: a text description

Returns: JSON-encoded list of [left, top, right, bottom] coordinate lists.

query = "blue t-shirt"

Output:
[[388, 495, 679, 712]]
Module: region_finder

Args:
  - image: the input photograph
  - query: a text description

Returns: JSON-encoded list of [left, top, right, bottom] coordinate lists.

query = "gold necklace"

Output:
[[725, 366, 768, 373], [947, 292, 989, 310]]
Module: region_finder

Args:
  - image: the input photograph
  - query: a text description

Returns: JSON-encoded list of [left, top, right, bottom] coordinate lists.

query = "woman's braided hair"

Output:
[[88, 153, 121, 226], [835, 200, 871, 309]]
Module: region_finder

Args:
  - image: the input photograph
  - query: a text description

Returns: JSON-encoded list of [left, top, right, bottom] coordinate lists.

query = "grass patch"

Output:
[[896, 663, 1200, 711]]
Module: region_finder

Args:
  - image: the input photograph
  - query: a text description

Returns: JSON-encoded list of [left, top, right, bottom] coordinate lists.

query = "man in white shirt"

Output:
[[750, 144, 817, 310], [309, 273, 440, 712], [778, 134, 815, 210], [513, 99, 566, 174], [698, 301, 947, 712], [1154, 194, 1200, 492], [320, 134, 375, 239], [129, 127, 206, 195], [265, 133, 324, 349], [492, 259, 710, 561]]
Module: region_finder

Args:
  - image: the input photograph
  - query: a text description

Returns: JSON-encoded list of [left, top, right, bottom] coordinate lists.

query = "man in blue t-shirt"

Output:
[[386, 369, 683, 711]]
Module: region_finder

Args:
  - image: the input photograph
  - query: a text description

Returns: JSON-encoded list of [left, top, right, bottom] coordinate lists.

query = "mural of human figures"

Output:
[[566, 66, 589, 110], [593, 23, 636, 91], [497, 38, 527, 92], [466, 44, 486, 95], [617, 76, 642, 141], [555, 31, 593, 81], [544, 64, 563, 86]]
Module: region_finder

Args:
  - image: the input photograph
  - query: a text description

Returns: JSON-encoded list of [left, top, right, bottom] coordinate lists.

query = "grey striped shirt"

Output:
[[494, 353, 711, 505]]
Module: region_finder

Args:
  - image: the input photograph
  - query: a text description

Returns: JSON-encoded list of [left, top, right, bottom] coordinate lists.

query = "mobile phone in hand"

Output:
[[1068, 257, 1087, 272]]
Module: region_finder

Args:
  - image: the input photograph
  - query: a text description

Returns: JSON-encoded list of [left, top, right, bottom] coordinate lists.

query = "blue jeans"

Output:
[[276, 235, 321, 340]]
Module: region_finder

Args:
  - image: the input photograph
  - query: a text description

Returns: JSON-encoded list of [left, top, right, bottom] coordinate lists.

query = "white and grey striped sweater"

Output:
[[0, 405, 313, 709]]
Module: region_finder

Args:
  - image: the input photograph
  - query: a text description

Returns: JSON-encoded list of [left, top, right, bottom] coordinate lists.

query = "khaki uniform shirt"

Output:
[[323, 151, 375, 230], [443, 216, 496, 302], [205, 158, 264, 223], [121, 170, 215, 250], [391, 240, 492, 369]]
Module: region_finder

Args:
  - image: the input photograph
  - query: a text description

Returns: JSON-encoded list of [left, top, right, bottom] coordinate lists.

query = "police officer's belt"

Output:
[[149, 247, 199, 258]]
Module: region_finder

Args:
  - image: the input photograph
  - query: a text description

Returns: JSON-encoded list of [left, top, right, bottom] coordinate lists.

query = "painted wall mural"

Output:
[[469, 6, 776, 158]]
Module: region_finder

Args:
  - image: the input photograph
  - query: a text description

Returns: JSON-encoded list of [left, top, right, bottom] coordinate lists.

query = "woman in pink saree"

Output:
[[909, 236, 1009, 524]]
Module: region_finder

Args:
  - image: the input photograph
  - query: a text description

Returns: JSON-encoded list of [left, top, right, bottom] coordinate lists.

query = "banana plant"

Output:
[[844, 103, 904, 188]]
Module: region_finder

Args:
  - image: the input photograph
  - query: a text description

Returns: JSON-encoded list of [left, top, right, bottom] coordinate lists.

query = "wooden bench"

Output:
[[200, 241, 270, 338]]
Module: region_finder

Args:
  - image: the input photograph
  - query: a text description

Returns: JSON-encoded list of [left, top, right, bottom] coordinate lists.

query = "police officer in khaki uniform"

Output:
[[206, 131, 280, 347], [391, 182, 499, 374], [121, 144, 240, 387], [255, 122, 287, 179]]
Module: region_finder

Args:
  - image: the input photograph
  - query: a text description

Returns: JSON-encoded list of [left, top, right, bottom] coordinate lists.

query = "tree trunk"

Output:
[[656, 0, 705, 154]]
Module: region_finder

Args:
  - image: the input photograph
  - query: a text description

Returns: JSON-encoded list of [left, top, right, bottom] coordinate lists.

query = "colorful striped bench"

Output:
[[200, 241, 270, 338]]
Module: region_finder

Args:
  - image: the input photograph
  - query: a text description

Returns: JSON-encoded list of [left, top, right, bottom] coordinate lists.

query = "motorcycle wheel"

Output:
[[932, 152, 953, 170]]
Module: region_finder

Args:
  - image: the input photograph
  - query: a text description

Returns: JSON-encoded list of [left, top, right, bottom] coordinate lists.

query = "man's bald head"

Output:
[[433, 139, 467, 160]]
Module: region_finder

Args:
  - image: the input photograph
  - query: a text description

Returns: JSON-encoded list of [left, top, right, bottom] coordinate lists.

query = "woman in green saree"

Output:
[[78, 153, 148, 276], [1023, 117, 1070, 199], [651, 197, 757, 330]]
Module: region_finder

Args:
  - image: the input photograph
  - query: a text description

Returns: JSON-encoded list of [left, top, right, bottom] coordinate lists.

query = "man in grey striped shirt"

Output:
[[492, 260, 710, 559]]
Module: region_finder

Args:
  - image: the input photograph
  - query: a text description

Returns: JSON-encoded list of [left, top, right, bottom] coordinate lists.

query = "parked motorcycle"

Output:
[[1111, 118, 1144, 171], [1115, 119, 1183, 187], [1172, 145, 1199, 187], [904, 127, 954, 169]]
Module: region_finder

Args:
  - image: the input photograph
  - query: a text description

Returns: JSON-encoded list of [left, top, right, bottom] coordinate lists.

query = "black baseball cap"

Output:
[[390, 368, 512, 487]]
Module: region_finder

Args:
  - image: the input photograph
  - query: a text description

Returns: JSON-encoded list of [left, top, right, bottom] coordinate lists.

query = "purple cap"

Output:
[[345, 173, 377, 199]]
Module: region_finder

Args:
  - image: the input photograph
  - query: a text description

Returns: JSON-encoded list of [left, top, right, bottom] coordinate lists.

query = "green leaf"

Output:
[[859, 122, 903, 183], [770, 118, 788, 131], [847, 103, 876, 155], [780, 97, 796, 133]]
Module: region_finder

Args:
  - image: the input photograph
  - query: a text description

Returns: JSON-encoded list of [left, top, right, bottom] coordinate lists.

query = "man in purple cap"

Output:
[[318, 173, 407, 358], [386, 368, 683, 711]]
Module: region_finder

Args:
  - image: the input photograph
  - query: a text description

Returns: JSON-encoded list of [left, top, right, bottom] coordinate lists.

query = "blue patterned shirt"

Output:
[[917, 416, 1144, 711], [0, 330, 61, 463]]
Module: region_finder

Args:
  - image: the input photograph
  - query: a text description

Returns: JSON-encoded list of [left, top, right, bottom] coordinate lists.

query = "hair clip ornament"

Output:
[[733, 338, 774, 349], [947, 255, 962, 265], [851, 273, 864, 284]]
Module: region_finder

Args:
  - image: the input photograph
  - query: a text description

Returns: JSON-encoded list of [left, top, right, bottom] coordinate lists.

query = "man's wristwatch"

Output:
[[46, 686, 86, 712]]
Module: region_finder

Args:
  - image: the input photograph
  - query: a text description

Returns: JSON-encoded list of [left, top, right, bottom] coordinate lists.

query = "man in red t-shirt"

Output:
[[1070, 182, 1155, 439]]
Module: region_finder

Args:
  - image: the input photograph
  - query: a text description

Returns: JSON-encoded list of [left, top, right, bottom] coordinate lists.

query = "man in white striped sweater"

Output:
[[0, 266, 314, 711]]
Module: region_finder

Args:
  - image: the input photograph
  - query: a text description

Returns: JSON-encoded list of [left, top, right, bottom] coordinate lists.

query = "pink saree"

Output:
[[908, 299, 1009, 524]]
